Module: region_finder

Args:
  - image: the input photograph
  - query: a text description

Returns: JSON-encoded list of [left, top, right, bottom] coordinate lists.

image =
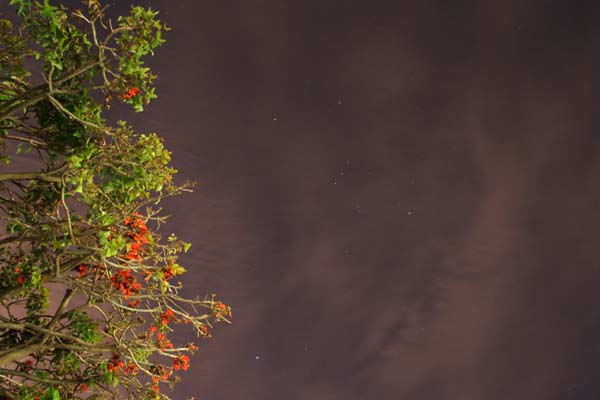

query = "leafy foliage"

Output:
[[0, 1, 231, 399]]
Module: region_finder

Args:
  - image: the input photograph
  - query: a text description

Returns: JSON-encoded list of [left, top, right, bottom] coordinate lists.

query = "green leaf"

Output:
[[69, 154, 82, 168], [73, 177, 83, 193], [31, 270, 41, 286], [171, 263, 186, 276]]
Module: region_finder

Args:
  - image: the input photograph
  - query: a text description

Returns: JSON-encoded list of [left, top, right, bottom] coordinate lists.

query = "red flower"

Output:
[[17, 275, 25, 285], [160, 308, 176, 326], [128, 299, 141, 308], [125, 251, 141, 261], [156, 333, 174, 350], [213, 300, 232, 320], [149, 382, 160, 393], [123, 214, 149, 260], [198, 325, 211, 338], [161, 266, 174, 281], [124, 361, 140, 376], [75, 264, 88, 278], [122, 87, 140, 100], [110, 270, 142, 298], [173, 355, 190, 371], [107, 353, 125, 373]]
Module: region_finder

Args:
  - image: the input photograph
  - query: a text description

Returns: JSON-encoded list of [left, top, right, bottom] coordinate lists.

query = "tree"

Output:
[[0, 1, 232, 399]]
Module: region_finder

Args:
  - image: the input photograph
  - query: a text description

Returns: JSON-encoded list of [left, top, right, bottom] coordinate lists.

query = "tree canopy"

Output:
[[0, 1, 231, 399]]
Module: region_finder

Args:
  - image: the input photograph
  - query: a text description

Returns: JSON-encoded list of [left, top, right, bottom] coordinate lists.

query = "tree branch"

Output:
[[0, 172, 62, 183]]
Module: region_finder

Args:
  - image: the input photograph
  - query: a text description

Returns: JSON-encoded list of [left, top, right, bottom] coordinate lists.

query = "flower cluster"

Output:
[[73, 263, 107, 280], [173, 355, 190, 371], [160, 308, 177, 326], [149, 365, 172, 393], [124, 212, 149, 261], [128, 299, 141, 308], [213, 300, 232, 321], [124, 361, 140, 376], [110, 269, 142, 299], [156, 333, 174, 350], [107, 353, 125, 373], [106, 353, 140, 376]]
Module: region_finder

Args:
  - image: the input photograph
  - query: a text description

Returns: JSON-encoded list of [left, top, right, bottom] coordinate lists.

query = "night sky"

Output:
[[5, 1, 600, 399]]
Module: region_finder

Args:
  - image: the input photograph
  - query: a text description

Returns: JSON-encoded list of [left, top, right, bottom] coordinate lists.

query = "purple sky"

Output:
[[5, 1, 600, 399]]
